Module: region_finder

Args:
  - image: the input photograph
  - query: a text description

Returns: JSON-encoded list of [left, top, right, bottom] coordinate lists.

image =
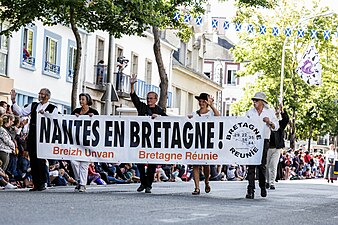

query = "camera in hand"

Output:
[[117, 56, 129, 64]]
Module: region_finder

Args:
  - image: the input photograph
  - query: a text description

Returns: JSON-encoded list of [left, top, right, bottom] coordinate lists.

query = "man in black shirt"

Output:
[[130, 74, 167, 193]]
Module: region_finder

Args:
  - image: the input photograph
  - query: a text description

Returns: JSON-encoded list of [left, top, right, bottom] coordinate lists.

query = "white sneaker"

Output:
[[4, 183, 17, 189]]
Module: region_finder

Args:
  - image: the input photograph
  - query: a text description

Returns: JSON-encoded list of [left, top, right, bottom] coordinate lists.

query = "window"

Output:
[[21, 24, 36, 69], [145, 59, 152, 84], [43, 30, 61, 77], [226, 104, 230, 116], [115, 45, 123, 65], [227, 70, 236, 85], [187, 93, 193, 114], [179, 41, 187, 65], [66, 40, 77, 82], [0, 22, 9, 75], [114, 45, 123, 90], [198, 56, 203, 73], [96, 37, 104, 64], [131, 52, 138, 75], [175, 87, 181, 110], [225, 64, 239, 85], [186, 49, 192, 67], [203, 62, 213, 78]]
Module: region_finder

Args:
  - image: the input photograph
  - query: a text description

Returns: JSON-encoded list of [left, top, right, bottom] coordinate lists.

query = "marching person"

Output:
[[245, 92, 279, 199], [130, 74, 167, 193], [324, 144, 337, 183], [11, 88, 58, 191], [266, 103, 289, 190], [71, 93, 99, 192], [189, 93, 220, 195]]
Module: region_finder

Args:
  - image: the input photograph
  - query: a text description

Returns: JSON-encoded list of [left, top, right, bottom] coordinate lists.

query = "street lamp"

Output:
[[279, 11, 334, 104]]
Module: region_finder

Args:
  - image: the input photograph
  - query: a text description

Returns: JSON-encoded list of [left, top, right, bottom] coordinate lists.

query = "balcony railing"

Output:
[[94, 64, 107, 85], [67, 69, 74, 82], [22, 56, 35, 67], [114, 72, 131, 94], [135, 79, 172, 108], [112, 72, 172, 107], [44, 61, 60, 74]]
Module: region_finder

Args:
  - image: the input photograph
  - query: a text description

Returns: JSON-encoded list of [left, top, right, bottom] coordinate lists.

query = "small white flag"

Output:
[[296, 41, 322, 85]]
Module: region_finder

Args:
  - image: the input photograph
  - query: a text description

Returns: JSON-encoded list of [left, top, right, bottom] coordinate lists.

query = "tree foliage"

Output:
[[231, 0, 338, 147], [0, 0, 282, 111]]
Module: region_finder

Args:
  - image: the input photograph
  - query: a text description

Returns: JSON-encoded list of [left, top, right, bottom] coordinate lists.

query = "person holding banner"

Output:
[[245, 92, 279, 199], [71, 93, 99, 192], [130, 74, 167, 194], [10, 88, 58, 191], [266, 104, 289, 190], [189, 93, 220, 195]]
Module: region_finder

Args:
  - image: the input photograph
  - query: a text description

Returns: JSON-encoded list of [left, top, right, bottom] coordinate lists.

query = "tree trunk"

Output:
[[70, 6, 82, 111], [152, 26, 168, 111]]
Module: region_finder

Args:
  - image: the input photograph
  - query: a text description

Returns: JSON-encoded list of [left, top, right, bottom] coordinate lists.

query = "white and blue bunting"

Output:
[[173, 12, 337, 40]]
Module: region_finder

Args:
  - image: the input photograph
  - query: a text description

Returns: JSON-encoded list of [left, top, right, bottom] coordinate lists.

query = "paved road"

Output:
[[1, 179, 337, 225]]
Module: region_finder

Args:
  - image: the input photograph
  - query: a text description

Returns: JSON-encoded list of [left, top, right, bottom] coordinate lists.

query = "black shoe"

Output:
[[269, 185, 275, 190], [137, 184, 146, 192], [265, 183, 269, 189], [37, 186, 46, 191], [192, 188, 200, 195], [261, 188, 267, 197], [245, 190, 254, 199], [145, 187, 152, 193]]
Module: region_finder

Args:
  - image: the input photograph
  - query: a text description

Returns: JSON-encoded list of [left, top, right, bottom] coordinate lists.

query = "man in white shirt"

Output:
[[245, 92, 279, 199], [11, 88, 58, 191]]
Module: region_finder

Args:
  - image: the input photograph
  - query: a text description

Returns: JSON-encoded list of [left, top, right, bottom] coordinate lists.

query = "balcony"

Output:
[[22, 56, 35, 67], [67, 69, 74, 82], [111, 72, 172, 107], [44, 61, 60, 75], [114, 72, 131, 97], [94, 64, 107, 85], [135, 79, 172, 108]]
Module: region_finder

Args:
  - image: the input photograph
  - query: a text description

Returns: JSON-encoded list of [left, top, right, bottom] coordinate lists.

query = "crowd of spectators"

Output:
[[0, 100, 336, 191]]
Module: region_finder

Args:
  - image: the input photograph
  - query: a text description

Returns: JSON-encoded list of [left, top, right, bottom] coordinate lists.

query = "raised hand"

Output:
[[206, 95, 214, 106], [130, 74, 138, 84], [10, 89, 16, 102]]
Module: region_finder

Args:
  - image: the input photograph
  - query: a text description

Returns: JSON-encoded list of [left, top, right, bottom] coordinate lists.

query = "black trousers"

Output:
[[137, 164, 156, 188], [247, 139, 269, 190], [27, 130, 47, 188]]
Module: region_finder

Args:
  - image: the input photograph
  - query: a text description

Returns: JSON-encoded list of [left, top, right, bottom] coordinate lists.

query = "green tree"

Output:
[[151, 0, 277, 110], [231, 0, 338, 148], [0, 0, 166, 110]]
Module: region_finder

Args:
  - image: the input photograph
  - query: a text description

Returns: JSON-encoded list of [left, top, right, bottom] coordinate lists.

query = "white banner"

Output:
[[37, 114, 266, 165]]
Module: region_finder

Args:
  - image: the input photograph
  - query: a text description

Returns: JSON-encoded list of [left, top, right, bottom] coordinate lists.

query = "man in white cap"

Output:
[[245, 92, 279, 199]]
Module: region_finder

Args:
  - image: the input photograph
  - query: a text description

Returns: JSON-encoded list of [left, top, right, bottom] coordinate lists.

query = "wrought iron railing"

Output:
[[44, 61, 60, 74]]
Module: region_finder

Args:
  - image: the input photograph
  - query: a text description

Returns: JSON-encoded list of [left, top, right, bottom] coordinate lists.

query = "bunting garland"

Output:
[[173, 12, 337, 40]]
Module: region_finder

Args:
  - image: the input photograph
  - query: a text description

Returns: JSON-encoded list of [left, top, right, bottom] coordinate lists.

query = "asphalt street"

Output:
[[1, 179, 337, 225]]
